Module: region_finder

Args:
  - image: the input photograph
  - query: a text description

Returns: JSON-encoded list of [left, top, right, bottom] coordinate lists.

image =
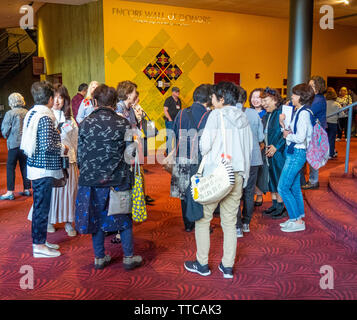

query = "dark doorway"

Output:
[[214, 73, 240, 86], [327, 77, 357, 95]]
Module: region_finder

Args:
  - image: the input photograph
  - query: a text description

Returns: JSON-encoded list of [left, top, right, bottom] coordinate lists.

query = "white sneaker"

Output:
[[46, 242, 60, 250], [281, 221, 306, 233], [236, 228, 244, 238], [279, 219, 290, 228], [33, 245, 61, 258], [242, 224, 250, 233], [32, 242, 60, 250], [65, 223, 77, 237], [47, 223, 56, 233]]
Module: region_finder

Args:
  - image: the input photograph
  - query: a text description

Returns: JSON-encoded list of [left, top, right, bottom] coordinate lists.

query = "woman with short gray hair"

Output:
[[0, 93, 31, 200]]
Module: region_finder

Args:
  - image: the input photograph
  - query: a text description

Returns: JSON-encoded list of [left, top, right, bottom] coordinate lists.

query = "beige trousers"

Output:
[[195, 173, 243, 268]]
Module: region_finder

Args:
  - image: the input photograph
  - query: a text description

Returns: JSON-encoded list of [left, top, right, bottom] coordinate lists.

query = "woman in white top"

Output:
[[28, 84, 79, 237], [278, 83, 314, 233]]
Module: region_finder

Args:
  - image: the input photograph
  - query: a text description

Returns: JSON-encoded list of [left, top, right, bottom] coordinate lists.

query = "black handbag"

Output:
[[53, 169, 69, 188]]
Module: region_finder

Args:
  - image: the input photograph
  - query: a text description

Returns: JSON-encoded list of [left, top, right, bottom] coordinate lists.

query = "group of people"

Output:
[[0, 80, 152, 270], [0, 74, 354, 278], [167, 77, 354, 278]]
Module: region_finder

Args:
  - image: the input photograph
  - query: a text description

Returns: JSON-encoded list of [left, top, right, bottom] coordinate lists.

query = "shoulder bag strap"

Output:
[[219, 110, 228, 160], [189, 110, 210, 158], [174, 110, 183, 157]]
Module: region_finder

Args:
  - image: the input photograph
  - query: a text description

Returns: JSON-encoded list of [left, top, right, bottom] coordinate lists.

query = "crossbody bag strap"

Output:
[[197, 111, 227, 175], [174, 110, 183, 157], [219, 110, 228, 160], [190, 110, 209, 158]]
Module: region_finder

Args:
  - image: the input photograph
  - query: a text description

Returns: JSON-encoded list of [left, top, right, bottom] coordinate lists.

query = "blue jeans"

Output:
[[32, 177, 53, 244], [277, 149, 306, 221], [165, 120, 174, 154], [92, 221, 133, 258]]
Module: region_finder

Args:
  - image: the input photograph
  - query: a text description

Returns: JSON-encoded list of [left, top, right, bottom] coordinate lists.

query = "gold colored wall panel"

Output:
[[38, 0, 105, 97]]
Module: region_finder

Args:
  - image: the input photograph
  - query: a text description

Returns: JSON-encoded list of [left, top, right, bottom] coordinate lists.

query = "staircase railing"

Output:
[[0, 33, 37, 82], [327, 101, 357, 174], [0, 34, 30, 61]]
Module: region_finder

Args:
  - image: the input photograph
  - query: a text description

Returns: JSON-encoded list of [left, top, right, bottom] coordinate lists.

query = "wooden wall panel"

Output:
[[38, 0, 105, 97]]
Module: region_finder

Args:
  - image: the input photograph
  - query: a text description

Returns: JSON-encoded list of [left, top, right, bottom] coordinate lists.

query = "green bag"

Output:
[[132, 155, 147, 223]]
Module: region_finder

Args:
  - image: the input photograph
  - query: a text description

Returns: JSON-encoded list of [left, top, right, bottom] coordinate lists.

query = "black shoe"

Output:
[[19, 190, 31, 197], [145, 195, 155, 203], [218, 262, 234, 279], [271, 207, 288, 220], [301, 182, 319, 190], [184, 260, 211, 276], [254, 196, 263, 207], [185, 227, 194, 232], [263, 205, 277, 216]]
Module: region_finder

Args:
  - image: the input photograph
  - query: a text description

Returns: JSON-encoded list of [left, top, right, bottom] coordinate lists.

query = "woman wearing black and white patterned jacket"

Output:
[[21, 81, 69, 259]]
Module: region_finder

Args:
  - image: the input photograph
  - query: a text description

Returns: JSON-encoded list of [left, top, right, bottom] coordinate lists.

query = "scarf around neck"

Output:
[[20, 105, 56, 157]]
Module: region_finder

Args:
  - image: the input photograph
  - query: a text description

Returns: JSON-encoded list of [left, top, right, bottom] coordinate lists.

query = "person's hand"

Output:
[[259, 142, 265, 151], [63, 145, 69, 156], [283, 130, 291, 139], [265, 145, 277, 158], [279, 114, 286, 128]]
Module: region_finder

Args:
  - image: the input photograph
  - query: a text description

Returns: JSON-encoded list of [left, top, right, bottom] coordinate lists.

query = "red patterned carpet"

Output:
[[0, 138, 357, 300]]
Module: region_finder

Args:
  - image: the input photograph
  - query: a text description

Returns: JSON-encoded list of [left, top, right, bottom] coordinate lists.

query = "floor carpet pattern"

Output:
[[0, 139, 356, 300]]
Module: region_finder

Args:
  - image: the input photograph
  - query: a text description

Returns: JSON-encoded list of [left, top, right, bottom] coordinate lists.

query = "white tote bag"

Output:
[[191, 111, 235, 205]]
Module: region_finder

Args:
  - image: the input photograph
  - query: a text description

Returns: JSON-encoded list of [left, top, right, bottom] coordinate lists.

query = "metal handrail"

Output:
[[0, 34, 29, 61], [0, 33, 9, 43], [326, 101, 357, 174]]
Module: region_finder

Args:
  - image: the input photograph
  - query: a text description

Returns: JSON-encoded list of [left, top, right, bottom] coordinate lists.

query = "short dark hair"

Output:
[[249, 88, 264, 108], [116, 80, 137, 101], [237, 86, 247, 104], [310, 76, 326, 94], [93, 84, 118, 109], [213, 81, 239, 106], [31, 81, 54, 106], [193, 84, 212, 104], [172, 87, 180, 93], [54, 83, 72, 120], [292, 83, 315, 105], [78, 83, 88, 92]]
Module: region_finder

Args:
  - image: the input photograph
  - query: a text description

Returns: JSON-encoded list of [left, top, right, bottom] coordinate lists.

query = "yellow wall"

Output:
[[103, 0, 357, 131], [37, 0, 105, 97]]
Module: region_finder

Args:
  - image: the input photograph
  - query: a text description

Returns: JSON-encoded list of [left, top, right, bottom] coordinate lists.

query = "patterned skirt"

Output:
[[170, 157, 192, 200], [75, 186, 132, 234]]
